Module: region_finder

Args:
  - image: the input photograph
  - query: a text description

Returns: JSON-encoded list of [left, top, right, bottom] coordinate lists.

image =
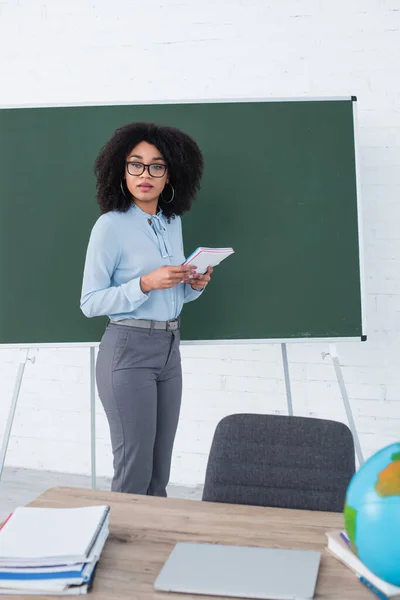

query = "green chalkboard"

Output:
[[0, 99, 364, 344]]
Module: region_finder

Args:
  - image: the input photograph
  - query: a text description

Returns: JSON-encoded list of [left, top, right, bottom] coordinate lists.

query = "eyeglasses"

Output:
[[125, 161, 167, 178]]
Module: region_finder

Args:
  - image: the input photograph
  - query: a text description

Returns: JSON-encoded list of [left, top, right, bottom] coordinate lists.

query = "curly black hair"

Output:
[[94, 122, 204, 219]]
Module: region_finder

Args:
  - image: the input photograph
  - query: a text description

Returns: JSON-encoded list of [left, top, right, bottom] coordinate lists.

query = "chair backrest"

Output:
[[202, 413, 356, 511]]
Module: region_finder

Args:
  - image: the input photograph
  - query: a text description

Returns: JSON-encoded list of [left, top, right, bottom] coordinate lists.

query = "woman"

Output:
[[80, 122, 212, 496]]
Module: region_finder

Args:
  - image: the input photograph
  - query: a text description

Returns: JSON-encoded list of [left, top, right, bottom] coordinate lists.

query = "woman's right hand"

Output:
[[140, 265, 196, 293]]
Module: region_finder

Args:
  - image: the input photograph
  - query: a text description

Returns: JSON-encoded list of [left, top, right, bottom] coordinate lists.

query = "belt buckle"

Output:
[[166, 319, 178, 331]]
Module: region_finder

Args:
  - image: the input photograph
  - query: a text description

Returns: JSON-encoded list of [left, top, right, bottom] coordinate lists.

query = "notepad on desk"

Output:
[[183, 247, 234, 274], [0, 505, 110, 595], [326, 530, 400, 599]]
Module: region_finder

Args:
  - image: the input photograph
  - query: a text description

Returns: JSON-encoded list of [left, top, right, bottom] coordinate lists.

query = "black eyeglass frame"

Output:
[[125, 161, 168, 178]]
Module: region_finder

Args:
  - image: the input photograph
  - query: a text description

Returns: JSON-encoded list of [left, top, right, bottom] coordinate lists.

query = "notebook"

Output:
[[326, 530, 400, 598], [183, 247, 234, 274], [0, 505, 110, 566], [0, 521, 109, 583], [154, 542, 321, 600]]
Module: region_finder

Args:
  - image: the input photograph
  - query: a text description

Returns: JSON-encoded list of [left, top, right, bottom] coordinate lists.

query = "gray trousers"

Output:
[[96, 323, 182, 496]]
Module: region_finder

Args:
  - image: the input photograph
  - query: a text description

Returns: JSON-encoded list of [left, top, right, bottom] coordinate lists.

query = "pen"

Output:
[[358, 576, 390, 600], [340, 531, 352, 549]]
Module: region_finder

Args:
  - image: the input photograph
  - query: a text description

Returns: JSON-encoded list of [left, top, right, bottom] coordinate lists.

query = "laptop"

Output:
[[154, 542, 320, 600]]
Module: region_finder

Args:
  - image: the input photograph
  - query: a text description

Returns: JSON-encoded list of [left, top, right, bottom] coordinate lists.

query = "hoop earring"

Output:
[[120, 180, 127, 197], [163, 183, 175, 204]]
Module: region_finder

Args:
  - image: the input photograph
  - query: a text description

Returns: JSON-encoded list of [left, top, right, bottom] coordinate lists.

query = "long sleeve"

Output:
[[184, 282, 204, 303], [80, 214, 149, 318]]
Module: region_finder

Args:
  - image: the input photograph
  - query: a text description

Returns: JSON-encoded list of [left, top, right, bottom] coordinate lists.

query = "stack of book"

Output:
[[326, 530, 400, 599], [0, 505, 110, 595]]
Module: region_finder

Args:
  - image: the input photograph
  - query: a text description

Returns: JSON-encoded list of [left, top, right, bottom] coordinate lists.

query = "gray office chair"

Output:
[[202, 413, 355, 512]]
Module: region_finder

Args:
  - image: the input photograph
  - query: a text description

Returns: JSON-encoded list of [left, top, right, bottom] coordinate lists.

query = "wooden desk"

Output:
[[20, 486, 369, 600]]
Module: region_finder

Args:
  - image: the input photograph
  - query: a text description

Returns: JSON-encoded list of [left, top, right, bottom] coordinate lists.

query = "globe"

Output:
[[344, 442, 400, 586]]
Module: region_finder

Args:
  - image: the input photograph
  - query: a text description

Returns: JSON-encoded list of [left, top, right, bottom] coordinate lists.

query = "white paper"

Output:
[[0, 506, 108, 564], [0, 523, 109, 572], [326, 531, 400, 597], [0, 583, 90, 595]]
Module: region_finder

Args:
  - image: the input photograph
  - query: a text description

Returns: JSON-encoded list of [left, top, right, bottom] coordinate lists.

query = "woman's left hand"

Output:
[[186, 266, 213, 290]]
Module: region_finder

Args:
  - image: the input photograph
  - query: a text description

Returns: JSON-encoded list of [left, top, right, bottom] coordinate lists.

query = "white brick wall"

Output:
[[1, 0, 400, 486]]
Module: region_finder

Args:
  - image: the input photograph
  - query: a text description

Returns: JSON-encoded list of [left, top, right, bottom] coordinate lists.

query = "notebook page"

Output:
[[0, 506, 108, 561], [184, 248, 234, 274]]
